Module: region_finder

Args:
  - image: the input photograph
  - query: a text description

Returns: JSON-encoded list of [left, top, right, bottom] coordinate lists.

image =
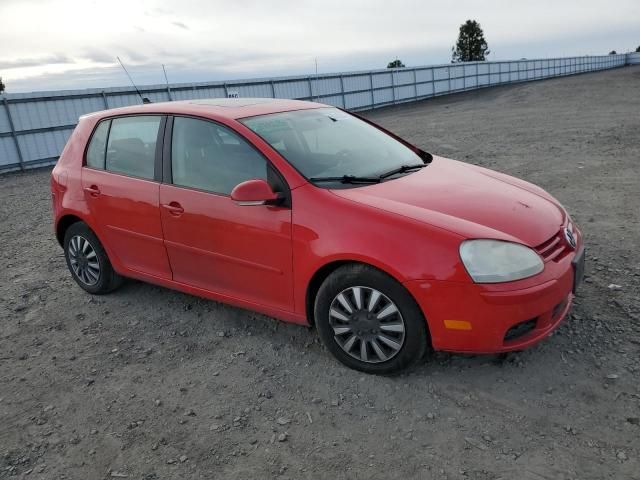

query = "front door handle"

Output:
[[84, 185, 100, 197], [162, 202, 184, 216]]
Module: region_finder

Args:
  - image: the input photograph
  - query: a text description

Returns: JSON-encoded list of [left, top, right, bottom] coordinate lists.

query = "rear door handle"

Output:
[[84, 185, 100, 197], [162, 202, 184, 216]]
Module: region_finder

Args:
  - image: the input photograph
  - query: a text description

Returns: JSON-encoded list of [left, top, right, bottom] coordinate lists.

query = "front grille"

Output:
[[504, 318, 537, 342], [535, 230, 571, 262]]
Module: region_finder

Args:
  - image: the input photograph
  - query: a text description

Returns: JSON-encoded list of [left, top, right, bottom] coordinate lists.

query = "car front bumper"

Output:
[[404, 244, 583, 354]]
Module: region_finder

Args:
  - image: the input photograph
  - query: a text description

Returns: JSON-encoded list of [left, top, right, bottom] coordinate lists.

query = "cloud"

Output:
[[0, 53, 73, 70], [144, 7, 173, 17], [172, 21, 189, 30], [81, 49, 116, 64], [1, 0, 639, 93], [119, 49, 149, 64]]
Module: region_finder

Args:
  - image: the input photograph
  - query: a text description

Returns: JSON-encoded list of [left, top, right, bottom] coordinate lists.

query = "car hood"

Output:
[[330, 156, 565, 246]]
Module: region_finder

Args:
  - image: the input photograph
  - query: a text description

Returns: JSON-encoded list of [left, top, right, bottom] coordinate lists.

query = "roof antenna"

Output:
[[116, 56, 151, 104], [162, 64, 172, 101]]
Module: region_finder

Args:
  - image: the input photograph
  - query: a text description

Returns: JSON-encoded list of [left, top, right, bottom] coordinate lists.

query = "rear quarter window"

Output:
[[86, 120, 110, 169]]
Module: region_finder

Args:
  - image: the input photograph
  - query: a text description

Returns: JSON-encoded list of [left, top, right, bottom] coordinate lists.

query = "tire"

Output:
[[314, 264, 428, 374], [63, 222, 123, 294]]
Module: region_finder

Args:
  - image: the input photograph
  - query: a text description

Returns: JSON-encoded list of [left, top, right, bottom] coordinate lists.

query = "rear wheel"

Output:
[[63, 222, 123, 294], [315, 264, 428, 374]]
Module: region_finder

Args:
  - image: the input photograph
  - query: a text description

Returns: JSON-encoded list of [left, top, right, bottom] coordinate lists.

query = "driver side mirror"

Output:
[[230, 179, 282, 206]]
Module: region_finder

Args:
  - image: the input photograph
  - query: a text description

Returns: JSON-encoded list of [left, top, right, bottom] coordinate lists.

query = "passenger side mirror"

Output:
[[230, 179, 282, 206]]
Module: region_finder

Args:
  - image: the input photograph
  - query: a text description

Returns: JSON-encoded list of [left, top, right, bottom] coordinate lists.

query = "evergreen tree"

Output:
[[387, 59, 406, 68], [452, 20, 490, 62]]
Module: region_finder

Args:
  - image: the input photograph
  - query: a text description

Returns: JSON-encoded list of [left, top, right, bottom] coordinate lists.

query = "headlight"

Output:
[[459, 240, 544, 283]]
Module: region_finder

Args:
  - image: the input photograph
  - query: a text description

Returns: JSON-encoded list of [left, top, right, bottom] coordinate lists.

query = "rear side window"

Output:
[[86, 120, 110, 169], [105, 116, 161, 180], [171, 117, 267, 195]]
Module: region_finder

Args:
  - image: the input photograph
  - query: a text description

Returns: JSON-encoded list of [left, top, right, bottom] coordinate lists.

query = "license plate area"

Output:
[[572, 247, 585, 293]]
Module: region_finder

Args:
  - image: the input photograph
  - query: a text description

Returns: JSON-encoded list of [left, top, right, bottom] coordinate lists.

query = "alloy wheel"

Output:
[[68, 235, 100, 286], [329, 286, 406, 363]]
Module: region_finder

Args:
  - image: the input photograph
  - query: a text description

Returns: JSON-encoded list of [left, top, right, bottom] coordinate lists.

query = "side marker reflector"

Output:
[[444, 320, 472, 331]]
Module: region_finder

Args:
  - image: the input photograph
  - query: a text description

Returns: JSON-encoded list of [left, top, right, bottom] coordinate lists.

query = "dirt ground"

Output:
[[1, 66, 639, 480]]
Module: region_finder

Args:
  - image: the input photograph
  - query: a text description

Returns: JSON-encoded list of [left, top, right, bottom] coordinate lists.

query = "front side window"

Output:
[[171, 117, 267, 195], [105, 116, 161, 180], [85, 120, 110, 169], [241, 108, 425, 183]]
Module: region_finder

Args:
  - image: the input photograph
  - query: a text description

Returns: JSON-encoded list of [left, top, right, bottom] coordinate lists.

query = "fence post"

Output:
[[308, 76, 314, 101], [339, 74, 346, 108], [391, 69, 396, 104], [429, 67, 434, 97], [270, 80, 276, 99], [2, 97, 25, 171], [101, 91, 109, 109], [369, 72, 374, 107]]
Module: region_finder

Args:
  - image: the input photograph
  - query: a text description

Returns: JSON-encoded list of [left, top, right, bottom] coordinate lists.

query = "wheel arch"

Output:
[[55, 212, 106, 249], [56, 214, 85, 246], [305, 259, 416, 328]]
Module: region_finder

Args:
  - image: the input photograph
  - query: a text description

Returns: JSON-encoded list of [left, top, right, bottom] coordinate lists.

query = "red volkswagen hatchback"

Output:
[[51, 98, 584, 373]]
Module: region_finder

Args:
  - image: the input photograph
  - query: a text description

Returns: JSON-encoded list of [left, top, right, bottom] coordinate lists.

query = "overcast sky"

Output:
[[1, 0, 638, 93]]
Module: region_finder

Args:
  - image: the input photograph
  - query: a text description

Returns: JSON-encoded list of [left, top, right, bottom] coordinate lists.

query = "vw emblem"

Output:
[[564, 227, 577, 249]]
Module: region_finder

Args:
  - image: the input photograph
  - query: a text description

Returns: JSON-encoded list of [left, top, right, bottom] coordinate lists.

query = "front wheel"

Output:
[[315, 264, 429, 374]]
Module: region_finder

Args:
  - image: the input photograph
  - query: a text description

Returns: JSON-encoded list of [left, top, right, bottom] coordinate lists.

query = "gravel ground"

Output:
[[1, 66, 639, 480]]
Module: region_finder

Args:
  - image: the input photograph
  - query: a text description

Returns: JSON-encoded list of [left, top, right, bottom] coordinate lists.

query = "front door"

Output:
[[159, 116, 293, 311], [81, 115, 172, 279]]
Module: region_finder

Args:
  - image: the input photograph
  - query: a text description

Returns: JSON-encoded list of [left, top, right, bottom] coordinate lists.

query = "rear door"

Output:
[[158, 115, 294, 312], [81, 115, 172, 279]]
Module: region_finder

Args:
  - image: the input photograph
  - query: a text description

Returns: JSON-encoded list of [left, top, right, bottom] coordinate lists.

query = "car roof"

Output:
[[82, 98, 329, 122]]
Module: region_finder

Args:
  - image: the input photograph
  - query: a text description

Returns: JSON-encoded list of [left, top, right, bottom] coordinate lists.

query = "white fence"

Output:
[[626, 52, 640, 64], [0, 53, 633, 173]]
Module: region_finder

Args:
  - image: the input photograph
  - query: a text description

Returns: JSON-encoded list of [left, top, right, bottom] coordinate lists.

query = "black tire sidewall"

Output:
[[63, 222, 119, 294], [315, 264, 428, 374]]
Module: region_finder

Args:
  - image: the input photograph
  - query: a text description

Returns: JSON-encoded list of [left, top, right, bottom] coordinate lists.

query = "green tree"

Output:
[[609, 50, 617, 55], [451, 20, 490, 62], [636, 45, 640, 52], [387, 59, 405, 68], [0, 77, 5, 94]]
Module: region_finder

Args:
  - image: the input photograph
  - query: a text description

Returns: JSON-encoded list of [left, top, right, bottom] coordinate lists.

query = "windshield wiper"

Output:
[[309, 175, 381, 184], [378, 163, 426, 179], [310, 164, 425, 185]]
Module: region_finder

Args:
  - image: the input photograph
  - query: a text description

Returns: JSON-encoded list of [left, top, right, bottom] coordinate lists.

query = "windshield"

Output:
[[241, 108, 426, 184]]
